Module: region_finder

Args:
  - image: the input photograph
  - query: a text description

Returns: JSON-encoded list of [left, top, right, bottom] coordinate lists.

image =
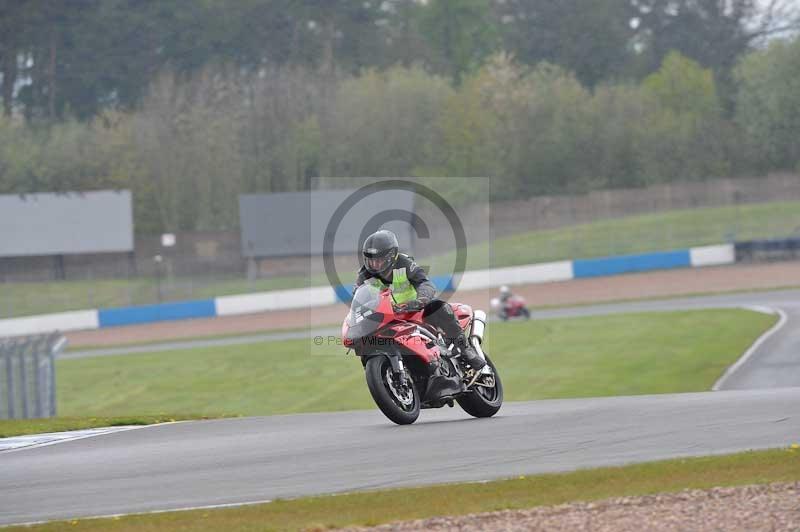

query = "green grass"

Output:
[[428, 199, 800, 271], [0, 415, 220, 438], [490, 200, 800, 267], [493, 309, 778, 398], [10, 447, 800, 531], [5, 199, 800, 318], [56, 309, 774, 418]]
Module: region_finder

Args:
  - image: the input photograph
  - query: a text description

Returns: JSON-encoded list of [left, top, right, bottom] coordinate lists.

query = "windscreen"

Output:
[[345, 282, 387, 341]]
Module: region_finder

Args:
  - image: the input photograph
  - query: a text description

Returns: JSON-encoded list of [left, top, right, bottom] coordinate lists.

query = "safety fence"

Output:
[[0, 333, 65, 419]]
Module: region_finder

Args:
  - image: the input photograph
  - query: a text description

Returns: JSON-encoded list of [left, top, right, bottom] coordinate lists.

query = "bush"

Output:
[[735, 37, 800, 172]]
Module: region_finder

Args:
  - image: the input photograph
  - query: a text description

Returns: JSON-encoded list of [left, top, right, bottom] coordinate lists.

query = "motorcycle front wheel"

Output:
[[365, 356, 420, 425]]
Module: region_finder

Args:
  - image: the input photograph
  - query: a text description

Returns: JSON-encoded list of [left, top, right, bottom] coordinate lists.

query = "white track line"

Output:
[[712, 306, 789, 391], [0, 423, 174, 454]]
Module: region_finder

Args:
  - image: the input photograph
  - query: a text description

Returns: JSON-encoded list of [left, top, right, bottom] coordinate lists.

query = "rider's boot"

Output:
[[454, 334, 486, 370]]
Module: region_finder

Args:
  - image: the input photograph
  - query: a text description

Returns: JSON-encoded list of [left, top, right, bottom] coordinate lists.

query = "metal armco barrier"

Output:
[[0, 333, 66, 419]]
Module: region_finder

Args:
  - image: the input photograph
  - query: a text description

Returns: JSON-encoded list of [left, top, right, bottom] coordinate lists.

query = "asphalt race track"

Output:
[[2, 388, 799, 526], [2, 289, 800, 525]]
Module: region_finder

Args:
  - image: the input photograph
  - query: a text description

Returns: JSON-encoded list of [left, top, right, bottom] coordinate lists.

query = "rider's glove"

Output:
[[406, 299, 425, 311], [394, 299, 425, 313]]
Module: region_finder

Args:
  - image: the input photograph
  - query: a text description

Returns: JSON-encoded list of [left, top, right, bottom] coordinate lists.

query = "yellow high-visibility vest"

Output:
[[382, 267, 417, 304]]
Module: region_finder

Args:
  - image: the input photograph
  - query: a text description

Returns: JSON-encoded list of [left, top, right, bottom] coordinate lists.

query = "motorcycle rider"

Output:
[[499, 285, 512, 304], [497, 285, 515, 320], [355, 229, 486, 370]]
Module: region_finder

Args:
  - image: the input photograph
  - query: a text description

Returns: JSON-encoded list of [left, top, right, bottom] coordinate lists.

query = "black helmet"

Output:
[[362, 230, 399, 275]]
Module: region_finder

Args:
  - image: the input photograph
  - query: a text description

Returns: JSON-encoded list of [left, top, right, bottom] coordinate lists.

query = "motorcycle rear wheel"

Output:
[[365, 356, 420, 425], [457, 355, 503, 418]]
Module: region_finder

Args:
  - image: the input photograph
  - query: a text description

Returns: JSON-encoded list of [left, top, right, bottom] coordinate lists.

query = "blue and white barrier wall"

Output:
[[571, 244, 735, 279], [689, 243, 736, 267], [0, 310, 100, 338], [215, 286, 337, 316], [0, 243, 735, 337], [98, 300, 217, 327], [456, 261, 574, 291]]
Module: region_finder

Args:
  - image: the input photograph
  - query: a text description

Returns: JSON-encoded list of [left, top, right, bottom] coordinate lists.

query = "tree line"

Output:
[[0, 1, 798, 233], [2, 0, 798, 119]]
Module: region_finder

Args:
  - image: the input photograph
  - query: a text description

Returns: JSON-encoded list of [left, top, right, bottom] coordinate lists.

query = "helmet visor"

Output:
[[365, 255, 391, 273]]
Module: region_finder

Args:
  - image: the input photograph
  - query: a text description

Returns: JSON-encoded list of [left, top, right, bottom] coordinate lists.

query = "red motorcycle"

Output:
[[491, 295, 530, 321], [342, 281, 503, 425]]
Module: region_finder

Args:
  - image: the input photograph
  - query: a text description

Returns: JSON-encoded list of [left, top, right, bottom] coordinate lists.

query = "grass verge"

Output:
[[487, 200, 800, 268], [0, 415, 224, 438], [9, 447, 800, 531], [56, 308, 774, 417]]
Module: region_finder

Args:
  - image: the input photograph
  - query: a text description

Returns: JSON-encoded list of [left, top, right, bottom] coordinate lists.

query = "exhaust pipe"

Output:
[[470, 310, 487, 362], [470, 310, 487, 342]]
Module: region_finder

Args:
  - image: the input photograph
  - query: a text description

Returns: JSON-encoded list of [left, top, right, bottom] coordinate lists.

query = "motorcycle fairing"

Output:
[[342, 284, 471, 407]]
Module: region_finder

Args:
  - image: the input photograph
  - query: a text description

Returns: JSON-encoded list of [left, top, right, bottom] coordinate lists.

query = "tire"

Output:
[[457, 355, 503, 418], [365, 356, 420, 425], [522, 307, 531, 319]]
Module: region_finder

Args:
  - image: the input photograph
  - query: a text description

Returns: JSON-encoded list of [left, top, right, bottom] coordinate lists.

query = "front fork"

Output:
[[364, 351, 407, 380], [387, 353, 408, 380]]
